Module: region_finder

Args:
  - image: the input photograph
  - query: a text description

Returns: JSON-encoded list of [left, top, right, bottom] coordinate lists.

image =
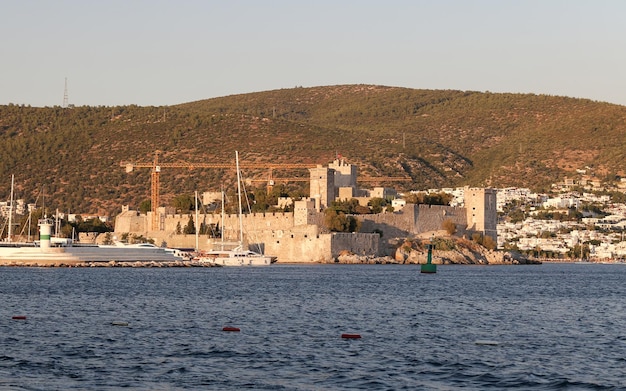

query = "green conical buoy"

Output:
[[421, 243, 436, 273]]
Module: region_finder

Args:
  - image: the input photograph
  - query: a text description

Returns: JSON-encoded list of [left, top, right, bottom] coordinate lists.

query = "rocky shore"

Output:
[[330, 236, 540, 265], [0, 260, 220, 268]]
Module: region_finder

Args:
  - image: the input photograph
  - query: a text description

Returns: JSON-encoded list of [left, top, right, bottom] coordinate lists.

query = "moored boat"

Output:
[[195, 248, 276, 266], [196, 151, 277, 267]]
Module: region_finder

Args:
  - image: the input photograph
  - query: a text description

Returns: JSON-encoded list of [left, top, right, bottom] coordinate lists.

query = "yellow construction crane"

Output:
[[250, 176, 412, 187], [358, 176, 413, 183], [121, 151, 316, 230], [247, 175, 311, 189]]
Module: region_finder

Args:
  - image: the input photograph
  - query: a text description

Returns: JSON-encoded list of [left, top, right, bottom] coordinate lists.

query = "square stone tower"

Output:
[[294, 199, 317, 226], [329, 158, 357, 190], [463, 186, 498, 242], [309, 166, 335, 210]]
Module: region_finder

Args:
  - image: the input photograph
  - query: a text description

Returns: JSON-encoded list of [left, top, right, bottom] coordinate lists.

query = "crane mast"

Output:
[[122, 152, 412, 231], [121, 151, 316, 230]]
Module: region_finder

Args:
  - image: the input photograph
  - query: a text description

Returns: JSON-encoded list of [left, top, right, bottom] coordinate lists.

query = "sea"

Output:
[[1, 263, 625, 390]]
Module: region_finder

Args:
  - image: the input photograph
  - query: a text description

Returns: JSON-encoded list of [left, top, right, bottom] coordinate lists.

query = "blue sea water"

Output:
[[1, 263, 625, 390]]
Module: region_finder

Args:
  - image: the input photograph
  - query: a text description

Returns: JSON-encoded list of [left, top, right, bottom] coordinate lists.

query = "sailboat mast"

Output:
[[235, 151, 244, 247], [220, 187, 225, 250], [55, 208, 60, 237], [7, 174, 14, 242], [194, 190, 199, 252]]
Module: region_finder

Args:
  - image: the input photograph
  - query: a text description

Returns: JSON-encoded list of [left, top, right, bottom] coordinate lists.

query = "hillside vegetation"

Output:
[[1, 85, 625, 215]]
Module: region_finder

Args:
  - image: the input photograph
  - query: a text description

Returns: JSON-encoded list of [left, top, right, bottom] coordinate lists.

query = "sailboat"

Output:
[[196, 151, 276, 266]]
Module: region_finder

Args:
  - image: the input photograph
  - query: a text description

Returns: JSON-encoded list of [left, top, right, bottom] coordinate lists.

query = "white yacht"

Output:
[[196, 151, 277, 267]]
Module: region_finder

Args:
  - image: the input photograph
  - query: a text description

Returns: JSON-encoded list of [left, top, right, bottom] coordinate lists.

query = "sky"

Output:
[[2, 0, 626, 107]]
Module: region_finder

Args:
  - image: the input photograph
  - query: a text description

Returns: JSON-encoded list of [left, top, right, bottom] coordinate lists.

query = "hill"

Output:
[[1, 84, 625, 215]]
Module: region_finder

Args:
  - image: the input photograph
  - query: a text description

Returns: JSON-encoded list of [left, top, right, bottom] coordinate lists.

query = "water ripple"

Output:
[[1, 264, 625, 389]]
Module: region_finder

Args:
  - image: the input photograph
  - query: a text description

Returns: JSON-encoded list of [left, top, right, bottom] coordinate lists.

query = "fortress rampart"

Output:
[[115, 202, 479, 263], [357, 204, 468, 238], [114, 158, 496, 262]]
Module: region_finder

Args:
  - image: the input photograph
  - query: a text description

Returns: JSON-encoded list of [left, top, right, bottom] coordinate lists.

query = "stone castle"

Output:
[[114, 158, 496, 263]]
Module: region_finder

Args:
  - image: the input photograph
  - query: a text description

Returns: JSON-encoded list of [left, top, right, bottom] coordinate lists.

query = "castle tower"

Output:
[[329, 158, 357, 190], [464, 186, 498, 242], [294, 199, 317, 226], [309, 166, 335, 210]]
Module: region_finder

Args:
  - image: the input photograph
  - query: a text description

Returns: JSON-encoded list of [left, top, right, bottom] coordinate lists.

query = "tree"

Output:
[[508, 208, 525, 223], [329, 199, 361, 214], [404, 191, 452, 205], [199, 215, 209, 235], [471, 232, 496, 250], [60, 221, 74, 238], [183, 215, 195, 235], [354, 205, 371, 214], [206, 223, 220, 238], [368, 197, 386, 214], [129, 234, 154, 244], [77, 217, 112, 234], [250, 188, 268, 213], [171, 194, 194, 213], [482, 235, 497, 251], [139, 199, 151, 214], [442, 218, 456, 235], [102, 232, 114, 245], [324, 209, 361, 232]]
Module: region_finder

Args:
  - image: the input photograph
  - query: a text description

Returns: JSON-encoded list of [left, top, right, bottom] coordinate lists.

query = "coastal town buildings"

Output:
[[414, 179, 626, 261]]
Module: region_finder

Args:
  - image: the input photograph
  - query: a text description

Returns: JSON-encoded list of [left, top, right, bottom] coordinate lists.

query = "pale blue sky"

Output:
[[2, 0, 625, 107]]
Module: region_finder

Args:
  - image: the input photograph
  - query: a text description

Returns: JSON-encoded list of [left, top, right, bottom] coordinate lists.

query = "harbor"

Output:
[[0, 218, 199, 267]]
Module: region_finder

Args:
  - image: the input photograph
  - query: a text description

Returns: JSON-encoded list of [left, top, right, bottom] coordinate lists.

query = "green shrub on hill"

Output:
[[1, 85, 625, 215]]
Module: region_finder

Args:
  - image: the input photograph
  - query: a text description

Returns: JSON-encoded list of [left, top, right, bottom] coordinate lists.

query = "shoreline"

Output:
[[2, 257, 622, 268], [0, 260, 544, 267]]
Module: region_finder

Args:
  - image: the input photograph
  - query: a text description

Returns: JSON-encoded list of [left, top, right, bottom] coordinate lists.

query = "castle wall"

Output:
[[114, 212, 147, 234], [330, 232, 381, 257], [414, 204, 468, 234], [114, 153, 499, 262], [258, 227, 380, 263], [113, 191, 495, 262], [115, 211, 295, 251], [337, 187, 354, 201], [260, 225, 332, 263], [356, 204, 468, 238], [155, 234, 200, 250], [357, 207, 415, 238], [159, 212, 294, 239]]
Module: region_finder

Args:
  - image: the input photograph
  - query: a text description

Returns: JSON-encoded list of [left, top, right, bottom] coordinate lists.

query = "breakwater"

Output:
[[0, 260, 218, 268]]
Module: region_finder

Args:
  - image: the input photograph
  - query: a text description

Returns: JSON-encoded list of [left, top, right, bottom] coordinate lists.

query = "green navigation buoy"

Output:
[[421, 243, 437, 273]]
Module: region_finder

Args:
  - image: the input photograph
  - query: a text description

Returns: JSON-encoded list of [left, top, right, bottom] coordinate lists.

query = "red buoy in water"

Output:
[[341, 333, 361, 339], [222, 326, 240, 332], [12, 316, 27, 320]]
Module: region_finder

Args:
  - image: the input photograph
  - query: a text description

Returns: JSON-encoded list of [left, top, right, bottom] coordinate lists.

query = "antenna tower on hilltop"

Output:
[[62, 77, 69, 108]]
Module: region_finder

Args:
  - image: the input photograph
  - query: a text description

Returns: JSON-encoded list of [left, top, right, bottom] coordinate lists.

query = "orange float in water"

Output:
[[222, 326, 240, 332]]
